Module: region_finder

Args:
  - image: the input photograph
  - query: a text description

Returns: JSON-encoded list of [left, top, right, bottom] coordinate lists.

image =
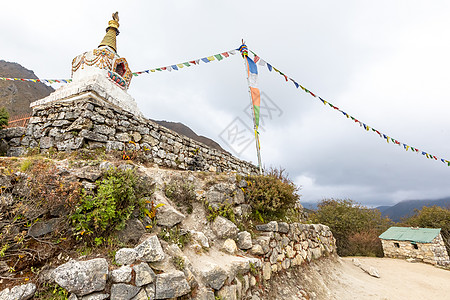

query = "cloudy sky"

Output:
[[2, 1, 450, 207]]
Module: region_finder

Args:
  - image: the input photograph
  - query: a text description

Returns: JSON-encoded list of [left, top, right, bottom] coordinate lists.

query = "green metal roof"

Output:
[[379, 227, 441, 243]]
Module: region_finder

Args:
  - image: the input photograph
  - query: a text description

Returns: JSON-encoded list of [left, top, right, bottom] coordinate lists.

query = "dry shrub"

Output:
[[347, 229, 384, 257], [244, 168, 300, 221]]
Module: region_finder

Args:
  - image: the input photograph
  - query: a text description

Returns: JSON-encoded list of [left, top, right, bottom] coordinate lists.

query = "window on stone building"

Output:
[[394, 242, 400, 248], [412, 243, 418, 250]]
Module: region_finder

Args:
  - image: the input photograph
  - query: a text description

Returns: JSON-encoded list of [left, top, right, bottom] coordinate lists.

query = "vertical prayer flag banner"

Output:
[[245, 56, 261, 128]]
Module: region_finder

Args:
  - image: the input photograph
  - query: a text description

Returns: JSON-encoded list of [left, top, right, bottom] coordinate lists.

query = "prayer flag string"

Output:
[[247, 48, 450, 167]]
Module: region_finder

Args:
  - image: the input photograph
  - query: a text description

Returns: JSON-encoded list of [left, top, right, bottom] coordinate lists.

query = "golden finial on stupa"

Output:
[[98, 12, 120, 52]]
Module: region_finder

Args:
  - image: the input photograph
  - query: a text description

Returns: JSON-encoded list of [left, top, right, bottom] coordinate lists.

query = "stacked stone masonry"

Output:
[[381, 234, 449, 266], [0, 97, 258, 174], [0, 222, 336, 300]]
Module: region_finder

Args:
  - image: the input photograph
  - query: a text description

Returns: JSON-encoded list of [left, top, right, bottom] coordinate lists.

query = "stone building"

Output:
[[379, 226, 449, 266]]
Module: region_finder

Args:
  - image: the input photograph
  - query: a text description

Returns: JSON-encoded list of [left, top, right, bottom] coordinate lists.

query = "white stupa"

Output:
[[30, 12, 143, 117]]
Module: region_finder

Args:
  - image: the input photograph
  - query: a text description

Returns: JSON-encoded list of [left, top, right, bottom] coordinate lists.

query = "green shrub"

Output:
[[71, 168, 150, 245], [309, 199, 392, 256], [403, 206, 450, 255], [243, 168, 300, 221], [0, 107, 9, 128]]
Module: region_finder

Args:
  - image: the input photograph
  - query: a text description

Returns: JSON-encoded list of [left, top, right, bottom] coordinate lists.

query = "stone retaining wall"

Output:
[[0, 222, 336, 300], [0, 97, 257, 174]]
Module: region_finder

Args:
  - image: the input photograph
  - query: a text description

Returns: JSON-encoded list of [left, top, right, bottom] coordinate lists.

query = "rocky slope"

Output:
[[0, 154, 335, 299]]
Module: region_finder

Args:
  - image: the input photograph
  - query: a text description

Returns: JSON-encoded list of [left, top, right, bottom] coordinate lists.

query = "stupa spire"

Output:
[[98, 12, 120, 52]]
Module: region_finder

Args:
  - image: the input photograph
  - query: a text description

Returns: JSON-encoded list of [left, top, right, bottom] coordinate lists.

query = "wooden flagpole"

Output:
[[240, 40, 263, 174]]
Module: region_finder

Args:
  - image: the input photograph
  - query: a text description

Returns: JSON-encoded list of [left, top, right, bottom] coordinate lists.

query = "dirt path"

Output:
[[329, 257, 450, 300]]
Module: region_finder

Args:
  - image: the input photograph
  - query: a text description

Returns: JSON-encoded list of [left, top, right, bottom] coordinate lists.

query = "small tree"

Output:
[[309, 198, 392, 257], [403, 206, 450, 255], [0, 107, 9, 128]]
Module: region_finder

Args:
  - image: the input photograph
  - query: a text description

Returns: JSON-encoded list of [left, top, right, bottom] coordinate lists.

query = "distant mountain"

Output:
[[153, 120, 227, 153], [301, 202, 319, 211], [0, 60, 54, 117], [377, 197, 450, 222]]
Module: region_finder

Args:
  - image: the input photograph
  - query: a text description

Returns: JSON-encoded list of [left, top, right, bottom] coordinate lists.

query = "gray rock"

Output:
[[73, 166, 102, 181], [152, 192, 185, 227], [66, 117, 93, 131], [192, 288, 215, 300], [68, 294, 78, 300], [130, 289, 148, 300], [1, 283, 36, 300], [53, 258, 108, 296], [116, 218, 146, 244], [116, 133, 131, 142], [190, 230, 209, 248], [28, 218, 62, 238], [212, 216, 238, 239], [143, 284, 155, 300], [135, 235, 165, 262], [217, 284, 237, 300], [133, 262, 156, 287], [111, 266, 132, 283], [40, 136, 54, 149], [56, 137, 84, 151], [223, 239, 237, 254], [154, 270, 190, 299], [256, 221, 278, 232], [99, 161, 114, 171], [237, 179, 248, 188], [110, 284, 140, 300], [237, 231, 253, 250], [93, 124, 115, 136], [200, 263, 228, 290], [81, 292, 110, 300], [250, 244, 265, 256], [80, 129, 107, 142], [278, 222, 289, 233], [106, 141, 124, 151], [115, 248, 138, 266]]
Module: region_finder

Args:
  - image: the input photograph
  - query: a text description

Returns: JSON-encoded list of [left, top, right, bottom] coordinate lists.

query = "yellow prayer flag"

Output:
[[177, 63, 184, 68], [207, 56, 215, 61]]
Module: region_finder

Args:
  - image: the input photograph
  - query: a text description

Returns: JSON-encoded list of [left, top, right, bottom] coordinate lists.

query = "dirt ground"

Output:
[[258, 256, 450, 300], [328, 257, 450, 300]]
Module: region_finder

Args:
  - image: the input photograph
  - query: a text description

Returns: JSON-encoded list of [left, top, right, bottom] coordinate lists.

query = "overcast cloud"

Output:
[[2, 1, 450, 207]]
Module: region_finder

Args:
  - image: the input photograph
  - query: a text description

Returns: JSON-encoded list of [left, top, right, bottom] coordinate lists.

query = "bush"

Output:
[[403, 206, 450, 255], [71, 168, 151, 245], [164, 178, 196, 214], [243, 168, 300, 222], [309, 199, 392, 256], [0, 107, 9, 128]]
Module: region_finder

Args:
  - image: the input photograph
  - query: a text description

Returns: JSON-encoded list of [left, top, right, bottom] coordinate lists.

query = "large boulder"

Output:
[[154, 271, 191, 299], [53, 258, 108, 296]]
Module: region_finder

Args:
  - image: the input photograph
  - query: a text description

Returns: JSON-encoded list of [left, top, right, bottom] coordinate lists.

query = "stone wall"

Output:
[[0, 97, 257, 174], [0, 222, 336, 300], [381, 235, 449, 266]]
